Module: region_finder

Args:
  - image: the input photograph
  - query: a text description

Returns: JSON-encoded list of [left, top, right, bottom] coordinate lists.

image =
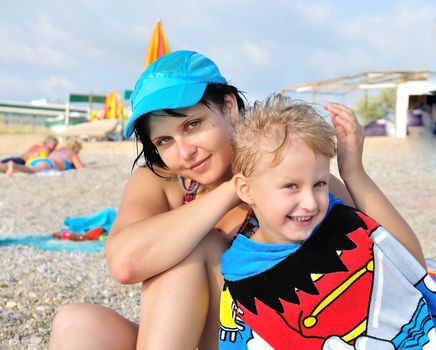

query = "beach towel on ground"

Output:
[[35, 169, 61, 176], [219, 205, 436, 350], [0, 234, 104, 252], [0, 208, 117, 252], [62, 208, 117, 233]]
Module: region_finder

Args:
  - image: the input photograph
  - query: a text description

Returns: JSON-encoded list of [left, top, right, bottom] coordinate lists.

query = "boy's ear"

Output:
[[233, 173, 254, 204]]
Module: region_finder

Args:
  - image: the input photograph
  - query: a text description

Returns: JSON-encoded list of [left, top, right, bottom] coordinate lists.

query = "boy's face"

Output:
[[247, 139, 330, 244]]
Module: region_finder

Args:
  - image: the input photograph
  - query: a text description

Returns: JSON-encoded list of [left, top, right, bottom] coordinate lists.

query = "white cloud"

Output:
[[37, 76, 74, 99], [307, 0, 436, 79], [0, 75, 32, 99], [337, 0, 434, 52], [30, 15, 105, 59], [243, 42, 271, 65], [0, 0, 435, 102], [291, 0, 332, 26], [309, 47, 372, 79], [0, 18, 74, 69]]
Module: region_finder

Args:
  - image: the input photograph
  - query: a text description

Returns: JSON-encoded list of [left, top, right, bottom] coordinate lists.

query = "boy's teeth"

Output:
[[290, 216, 311, 222]]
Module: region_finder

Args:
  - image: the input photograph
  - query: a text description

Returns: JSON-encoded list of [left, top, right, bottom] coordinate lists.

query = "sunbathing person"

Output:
[[0, 135, 58, 165], [0, 139, 85, 175]]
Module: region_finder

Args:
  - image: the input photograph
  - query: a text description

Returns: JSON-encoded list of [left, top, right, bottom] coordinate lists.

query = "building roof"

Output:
[[280, 70, 435, 95]]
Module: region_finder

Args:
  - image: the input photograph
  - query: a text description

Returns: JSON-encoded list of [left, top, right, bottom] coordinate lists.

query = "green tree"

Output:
[[354, 88, 396, 125]]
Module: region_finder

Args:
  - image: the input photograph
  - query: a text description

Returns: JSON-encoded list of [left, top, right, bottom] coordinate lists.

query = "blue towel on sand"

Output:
[[0, 234, 104, 252], [0, 208, 117, 253], [63, 208, 117, 233]]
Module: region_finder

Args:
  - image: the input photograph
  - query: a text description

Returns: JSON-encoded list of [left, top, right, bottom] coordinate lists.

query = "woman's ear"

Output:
[[223, 93, 239, 124], [233, 173, 254, 205]]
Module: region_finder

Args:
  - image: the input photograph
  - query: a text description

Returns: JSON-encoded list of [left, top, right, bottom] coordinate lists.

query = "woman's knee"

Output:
[[50, 303, 138, 350], [49, 304, 97, 349], [52, 303, 91, 332]]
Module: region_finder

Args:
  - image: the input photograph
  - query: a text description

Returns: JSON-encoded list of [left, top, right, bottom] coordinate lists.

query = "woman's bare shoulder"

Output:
[[124, 166, 184, 210], [127, 166, 175, 190], [111, 167, 185, 235]]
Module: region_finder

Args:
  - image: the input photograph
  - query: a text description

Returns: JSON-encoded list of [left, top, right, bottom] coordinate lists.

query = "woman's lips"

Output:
[[189, 155, 211, 172]]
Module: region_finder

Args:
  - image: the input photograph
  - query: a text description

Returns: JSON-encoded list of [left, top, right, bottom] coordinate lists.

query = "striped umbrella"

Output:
[[144, 19, 170, 70]]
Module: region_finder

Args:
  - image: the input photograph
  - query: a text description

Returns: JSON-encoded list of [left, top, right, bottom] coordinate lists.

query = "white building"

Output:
[[281, 71, 436, 137]]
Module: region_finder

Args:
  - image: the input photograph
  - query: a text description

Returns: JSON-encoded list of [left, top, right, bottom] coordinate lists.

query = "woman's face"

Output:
[[149, 98, 237, 186]]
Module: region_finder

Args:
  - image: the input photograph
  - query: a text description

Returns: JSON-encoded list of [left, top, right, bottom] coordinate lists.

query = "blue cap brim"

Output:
[[123, 81, 208, 139]]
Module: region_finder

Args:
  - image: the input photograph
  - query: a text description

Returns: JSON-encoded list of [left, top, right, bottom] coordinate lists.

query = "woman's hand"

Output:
[[323, 102, 365, 181]]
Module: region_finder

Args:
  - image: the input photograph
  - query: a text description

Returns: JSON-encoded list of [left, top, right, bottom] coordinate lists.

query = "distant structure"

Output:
[[281, 71, 436, 137], [0, 100, 89, 129]]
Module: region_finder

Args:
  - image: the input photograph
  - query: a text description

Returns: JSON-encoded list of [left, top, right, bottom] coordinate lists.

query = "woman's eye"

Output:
[[186, 120, 200, 130], [157, 137, 172, 146]]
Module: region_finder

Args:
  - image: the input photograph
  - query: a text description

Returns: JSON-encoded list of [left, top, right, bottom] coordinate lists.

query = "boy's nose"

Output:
[[300, 190, 317, 211]]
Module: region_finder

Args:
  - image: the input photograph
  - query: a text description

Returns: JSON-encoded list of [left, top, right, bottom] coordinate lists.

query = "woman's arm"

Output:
[[324, 102, 426, 268], [105, 168, 239, 284]]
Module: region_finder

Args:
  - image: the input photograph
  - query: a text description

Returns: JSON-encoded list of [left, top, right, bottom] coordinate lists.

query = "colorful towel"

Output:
[[0, 208, 116, 253], [0, 234, 104, 252], [428, 259, 436, 282], [62, 208, 116, 234], [219, 205, 436, 349]]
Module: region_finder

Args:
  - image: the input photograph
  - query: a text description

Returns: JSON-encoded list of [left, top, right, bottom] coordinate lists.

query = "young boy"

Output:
[[219, 94, 436, 349]]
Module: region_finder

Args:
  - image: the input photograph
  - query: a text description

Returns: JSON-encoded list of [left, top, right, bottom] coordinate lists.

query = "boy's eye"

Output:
[[285, 184, 297, 190], [315, 181, 327, 187]]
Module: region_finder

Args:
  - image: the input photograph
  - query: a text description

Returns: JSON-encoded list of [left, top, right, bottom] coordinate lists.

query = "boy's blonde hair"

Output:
[[232, 94, 336, 177]]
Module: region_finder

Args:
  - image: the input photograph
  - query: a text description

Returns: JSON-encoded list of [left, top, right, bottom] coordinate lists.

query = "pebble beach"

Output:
[[1, 130, 435, 349]]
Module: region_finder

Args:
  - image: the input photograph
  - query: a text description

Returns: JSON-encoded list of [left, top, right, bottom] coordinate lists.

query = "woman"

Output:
[[49, 51, 425, 349], [1, 139, 85, 175]]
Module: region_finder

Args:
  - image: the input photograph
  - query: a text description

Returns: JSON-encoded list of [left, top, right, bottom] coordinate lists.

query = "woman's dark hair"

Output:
[[132, 84, 246, 175]]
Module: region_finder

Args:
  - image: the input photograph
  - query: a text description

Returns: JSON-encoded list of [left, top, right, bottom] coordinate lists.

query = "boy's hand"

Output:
[[323, 102, 365, 180]]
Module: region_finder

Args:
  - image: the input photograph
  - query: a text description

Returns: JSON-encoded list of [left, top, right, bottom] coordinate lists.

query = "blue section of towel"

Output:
[[0, 208, 117, 252], [63, 208, 117, 233], [0, 235, 103, 252]]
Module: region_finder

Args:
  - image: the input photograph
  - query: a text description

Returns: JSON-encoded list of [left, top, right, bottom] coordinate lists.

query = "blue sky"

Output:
[[0, 0, 435, 105]]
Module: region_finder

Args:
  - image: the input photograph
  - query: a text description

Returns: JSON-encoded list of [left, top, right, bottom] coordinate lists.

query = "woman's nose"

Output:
[[177, 138, 196, 161]]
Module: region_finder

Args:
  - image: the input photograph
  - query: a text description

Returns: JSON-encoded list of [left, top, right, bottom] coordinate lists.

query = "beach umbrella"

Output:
[[144, 19, 170, 70]]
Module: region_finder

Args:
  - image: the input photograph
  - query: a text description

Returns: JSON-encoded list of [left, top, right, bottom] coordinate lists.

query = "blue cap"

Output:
[[124, 50, 227, 138]]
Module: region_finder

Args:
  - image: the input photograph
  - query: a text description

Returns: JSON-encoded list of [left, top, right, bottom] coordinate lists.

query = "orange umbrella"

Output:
[[144, 19, 170, 70]]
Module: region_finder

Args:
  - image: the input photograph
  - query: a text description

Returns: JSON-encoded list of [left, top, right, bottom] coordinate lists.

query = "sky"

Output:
[[0, 0, 435, 106]]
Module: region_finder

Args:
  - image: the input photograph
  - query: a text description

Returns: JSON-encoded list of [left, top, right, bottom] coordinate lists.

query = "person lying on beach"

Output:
[[219, 94, 436, 349], [49, 51, 426, 350], [0, 135, 58, 165], [1, 139, 85, 175]]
